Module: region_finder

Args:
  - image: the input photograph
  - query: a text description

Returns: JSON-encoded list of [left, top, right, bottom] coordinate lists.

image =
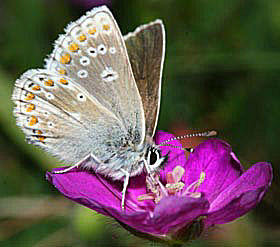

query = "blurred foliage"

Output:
[[0, 0, 279, 246]]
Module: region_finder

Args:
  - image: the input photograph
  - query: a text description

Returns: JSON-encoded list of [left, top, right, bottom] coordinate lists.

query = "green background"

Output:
[[0, 0, 279, 246]]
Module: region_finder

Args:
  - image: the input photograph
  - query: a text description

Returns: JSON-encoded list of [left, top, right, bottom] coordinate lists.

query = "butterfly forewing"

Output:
[[124, 20, 165, 138], [45, 6, 145, 145]]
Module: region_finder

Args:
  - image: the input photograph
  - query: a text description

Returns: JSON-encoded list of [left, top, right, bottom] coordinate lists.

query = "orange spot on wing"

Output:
[[44, 79, 54, 87], [59, 78, 68, 85], [60, 53, 71, 64], [78, 34, 87, 42], [25, 92, 35, 101], [88, 28, 97, 35], [32, 85, 41, 91], [38, 136, 46, 142], [36, 130, 43, 135], [28, 116, 38, 126], [103, 24, 110, 31], [69, 43, 79, 52], [58, 68, 67, 75], [26, 104, 35, 112]]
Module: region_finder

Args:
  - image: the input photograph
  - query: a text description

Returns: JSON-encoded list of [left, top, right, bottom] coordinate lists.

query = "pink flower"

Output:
[[46, 131, 272, 244]]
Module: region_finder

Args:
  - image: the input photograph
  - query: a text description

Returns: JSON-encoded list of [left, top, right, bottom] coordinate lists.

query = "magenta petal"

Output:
[[105, 195, 209, 235], [45, 132, 273, 242], [149, 195, 209, 234], [205, 187, 267, 228], [125, 174, 156, 211], [183, 139, 244, 203], [205, 162, 272, 226], [46, 167, 155, 212], [47, 167, 137, 213], [155, 131, 187, 183], [46, 167, 209, 236]]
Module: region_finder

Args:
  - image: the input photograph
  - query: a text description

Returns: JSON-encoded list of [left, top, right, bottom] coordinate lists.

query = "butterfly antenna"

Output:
[[159, 130, 217, 146]]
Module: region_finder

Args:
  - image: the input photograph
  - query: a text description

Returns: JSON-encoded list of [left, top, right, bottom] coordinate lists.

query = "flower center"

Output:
[[137, 166, 206, 203]]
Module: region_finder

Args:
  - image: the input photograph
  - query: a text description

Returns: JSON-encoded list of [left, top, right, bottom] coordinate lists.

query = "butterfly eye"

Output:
[[147, 147, 168, 172], [149, 149, 159, 165]]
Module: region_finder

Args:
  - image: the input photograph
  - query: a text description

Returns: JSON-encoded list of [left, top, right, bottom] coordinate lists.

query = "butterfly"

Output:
[[12, 5, 166, 209]]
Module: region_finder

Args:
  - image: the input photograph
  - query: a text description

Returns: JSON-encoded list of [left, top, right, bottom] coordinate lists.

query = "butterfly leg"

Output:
[[53, 154, 92, 174], [120, 169, 130, 211]]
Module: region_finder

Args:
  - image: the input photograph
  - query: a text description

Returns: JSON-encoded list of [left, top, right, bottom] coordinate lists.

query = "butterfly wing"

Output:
[[44, 6, 145, 146], [12, 69, 127, 165], [124, 20, 165, 138], [12, 6, 145, 165]]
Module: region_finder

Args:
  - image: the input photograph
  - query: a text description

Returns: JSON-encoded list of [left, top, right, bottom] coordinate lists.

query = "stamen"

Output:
[[138, 166, 206, 203], [166, 172, 175, 184], [196, 171, 205, 188], [137, 193, 155, 201], [165, 166, 185, 194], [157, 178, 168, 197], [189, 192, 202, 198], [166, 182, 185, 194], [172, 166, 185, 183], [182, 171, 206, 197]]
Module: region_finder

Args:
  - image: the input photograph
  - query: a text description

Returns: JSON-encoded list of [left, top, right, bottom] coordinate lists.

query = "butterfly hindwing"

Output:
[[12, 69, 127, 164]]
